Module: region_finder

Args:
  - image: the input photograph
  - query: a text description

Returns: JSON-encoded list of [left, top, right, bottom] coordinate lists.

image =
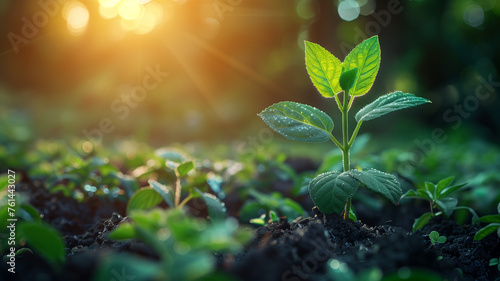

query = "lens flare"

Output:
[[118, 0, 143, 20], [64, 1, 89, 36]]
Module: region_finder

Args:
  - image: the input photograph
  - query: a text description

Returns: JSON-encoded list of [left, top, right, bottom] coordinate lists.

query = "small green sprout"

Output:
[[259, 36, 431, 219], [429, 231, 446, 245], [474, 203, 500, 241], [403, 176, 478, 231], [490, 257, 500, 272], [249, 210, 279, 226], [126, 151, 226, 221]]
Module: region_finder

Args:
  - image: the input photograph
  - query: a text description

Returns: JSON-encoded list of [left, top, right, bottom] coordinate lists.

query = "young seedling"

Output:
[[429, 231, 446, 245], [474, 203, 500, 241], [127, 155, 227, 221], [249, 210, 280, 226], [402, 176, 478, 231], [490, 257, 500, 272], [259, 36, 431, 219]]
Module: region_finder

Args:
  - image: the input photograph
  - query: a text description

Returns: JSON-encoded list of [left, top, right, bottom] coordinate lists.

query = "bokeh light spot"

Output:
[[99, 4, 119, 19], [296, 0, 316, 20], [463, 3, 484, 28], [338, 0, 360, 21], [119, 0, 143, 20], [64, 2, 89, 36]]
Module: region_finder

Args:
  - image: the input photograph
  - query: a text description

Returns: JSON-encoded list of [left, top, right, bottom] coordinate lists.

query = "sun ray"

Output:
[[163, 38, 229, 121], [180, 33, 288, 100]]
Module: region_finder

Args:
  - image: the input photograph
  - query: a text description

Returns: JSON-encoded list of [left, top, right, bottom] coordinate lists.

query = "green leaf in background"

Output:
[[339, 67, 359, 92], [355, 92, 431, 122], [308, 171, 359, 214], [108, 222, 136, 240], [259, 101, 334, 143], [474, 223, 500, 240], [149, 179, 174, 208], [342, 36, 381, 96], [17, 222, 65, 266], [177, 161, 194, 177], [436, 198, 458, 218], [196, 189, 226, 221], [349, 169, 402, 205], [127, 187, 163, 215], [93, 253, 164, 281], [413, 212, 433, 232], [305, 41, 343, 97]]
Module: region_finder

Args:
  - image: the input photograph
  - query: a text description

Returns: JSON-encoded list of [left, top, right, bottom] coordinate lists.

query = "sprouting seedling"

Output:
[[402, 176, 478, 231], [490, 257, 500, 272], [258, 36, 431, 219], [474, 203, 500, 241], [249, 210, 280, 226], [429, 231, 447, 245]]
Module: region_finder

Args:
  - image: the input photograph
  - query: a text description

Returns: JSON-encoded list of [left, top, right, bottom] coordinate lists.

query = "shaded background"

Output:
[[0, 0, 499, 146]]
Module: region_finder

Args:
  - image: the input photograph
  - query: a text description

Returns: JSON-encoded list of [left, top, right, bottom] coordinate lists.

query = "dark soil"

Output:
[[2, 170, 500, 281]]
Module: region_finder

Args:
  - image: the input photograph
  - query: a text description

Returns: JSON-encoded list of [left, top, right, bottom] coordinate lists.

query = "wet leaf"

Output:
[[259, 101, 333, 143], [308, 171, 359, 214], [355, 92, 431, 122], [348, 169, 402, 205]]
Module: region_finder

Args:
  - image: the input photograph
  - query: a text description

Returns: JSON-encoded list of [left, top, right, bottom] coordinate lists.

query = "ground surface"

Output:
[[2, 173, 500, 281]]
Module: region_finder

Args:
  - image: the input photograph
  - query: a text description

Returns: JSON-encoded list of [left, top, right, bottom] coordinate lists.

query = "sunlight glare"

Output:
[[64, 2, 89, 36], [99, 0, 121, 7], [99, 4, 119, 19], [134, 3, 164, 34], [118, 0, 143, 20]]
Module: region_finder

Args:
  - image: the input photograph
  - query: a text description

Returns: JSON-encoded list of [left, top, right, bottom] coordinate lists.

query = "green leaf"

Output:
[[348, 169, 402, 205], [437, 236, 447, 243], [177, 161, 194, 177], [18, 222, 65, 265], [197, 189, 227, 221], [342, 36, 381, 96], [305, 41, 342, 97], [476, 214, 500, 223], [249, 214, 266, 226], [127, 187, 163, 215], [490, 258, 499, 266], [308, 171, 359, 214], [18, 204, 41, 223], [413, 212, 433, 232], [269, 210, 279, 222], [259, 101, 334, 143], [438, 183, 467, 199], [93, 253, 164, 281], [149, 180, 175, 208], [429, 231, 439, 241], [436, 198, 458, 218], [474, 223, 500, 241], [355, 92, 431, 122], [339, 67, 359, 92], [108, 223, 136, 240], [435, 176, 455, 195]]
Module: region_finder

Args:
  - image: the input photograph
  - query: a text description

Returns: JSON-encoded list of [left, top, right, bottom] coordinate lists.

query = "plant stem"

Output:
[[174, 168, 181, 207], [348, 121, 363, 149], [178, 193, 193, 209], [342, 91, 351, 220]]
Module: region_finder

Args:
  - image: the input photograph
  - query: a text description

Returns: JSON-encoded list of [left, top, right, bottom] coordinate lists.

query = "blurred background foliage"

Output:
[[0, 0, 498, 156]]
